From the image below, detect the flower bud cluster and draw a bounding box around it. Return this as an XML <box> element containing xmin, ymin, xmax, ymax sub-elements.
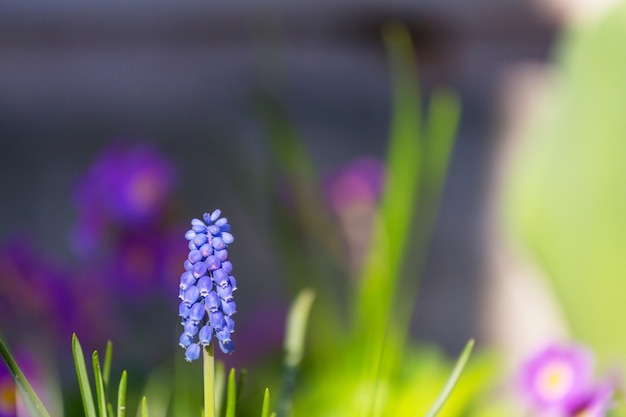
<box><xmin>178</xmin><ymin>210</ymin><xmax>236</xmax><ymax>361</ymax></box>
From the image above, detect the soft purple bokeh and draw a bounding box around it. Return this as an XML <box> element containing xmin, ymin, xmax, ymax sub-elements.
<box><xmin>106</xmin><ymin>228</ymin><xmax>185</xmax><ymax>296</ymax></box>
<box><xmin>518</xmin><ymin>344</ymin><xmax>594</xmax><ymax>414</ymax></box>
<box><xmin>0</xmin><ymin>239</ymin><xmax>73</xmax><ymax>342</ymax></box>
<box><xmin>0</xmin><ymin>365</ymin><xmax>16</xmax><ymax>417</ymax></box>
<box><xmin>565</xmin><ymin>380</ymin><xmax>614</xmax><ymax>417</ymax></box>
<box><xmin>323</xmin><ymin>156</ymin><xmax>385</xmax><ymax>214</ymax></box>
<box><xmin>71</xmin><ymin>141</ymin><xmax>176</xmax><ymax>257</ymax></box>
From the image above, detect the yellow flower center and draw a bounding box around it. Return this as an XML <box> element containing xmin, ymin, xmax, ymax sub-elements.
<box><xmin>535</xmin><ymin>360</ymin><xmax>575</xmax><ymax>401</ymax></box>
<box><xmin>0</xmin><ymin>378</ymin><xmax>16</xmax><ymax>413</ymax></box>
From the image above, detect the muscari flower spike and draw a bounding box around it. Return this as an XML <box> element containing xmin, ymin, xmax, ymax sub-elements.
<box><xmin>178</xmin><ymin>209</ymin><xmax>236</xmax><ymax>361</ymax></box>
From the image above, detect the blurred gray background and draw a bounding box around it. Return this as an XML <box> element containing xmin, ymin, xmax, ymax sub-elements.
<box><xmin>0</xmin><ymin>0</ymin><xmax>555</xmax><ymax>354</ymax></box>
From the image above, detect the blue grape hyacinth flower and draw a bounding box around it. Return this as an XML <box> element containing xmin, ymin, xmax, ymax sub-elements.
<box><xmin>178</xmin><ymin>209</ymin><xmax>236</xmax><ymax>360</ymax></box>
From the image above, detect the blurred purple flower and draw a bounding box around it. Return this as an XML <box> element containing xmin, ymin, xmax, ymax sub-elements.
<box><xmin>565</xmin><ymin>381</ymin><xmax>614</xmax><ymax>417</ymax></box>
<box><xmin>518</xmin><ymin>344</ymin><xmax>594</xmax><ymax>414</ymax></box>
<box><xmin>0</xmin><ymin>366</ymin><xmax>16</xmax><ymax>417</ymax></box>
<box><xmin>323</xmin><ymin>156</ymin><xmax>385</xmax><ymax>214</ymax></box>
<box><xmin>323</xmin><ymin>157</ymin><xmax>385</xmax><ymax>276</ymax></box>
<box><xmin>0</xmin><ymin>239</ymin><xmax>72</xmax><ymax>343</ymax></box>
<box><xmin>106</xmin><ymin>228</ymin><xmax>186</xmax><ymax>296</ymax></box>
<box><xmin>71</xmin><ymin>142</ymin><xmax>176</xmax><ymax>256</ymax></box>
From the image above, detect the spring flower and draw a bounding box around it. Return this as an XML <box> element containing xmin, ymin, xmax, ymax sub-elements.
<box><xmin>178</xmin><ymin>210</ymin><xmax>236</xmax><ymax>360</ymax></box>
<box><xmin>565</xmin><ymin>380</ymin><xmax>614</xmax><ymax>417</ymax></box>
<box><xmin>519</xmin><ymin>344</ymin><xmax>594</xmax><ymax>414</ymax></box>
<box><xmin>71</xmin><ymin>141</ymin><xmax>176</xmax><ymax>256</ymax></box>
<box><xmin>323</xmin><ymin>157</ymin><xmax>385</xmax><ymax>276</ymax></box>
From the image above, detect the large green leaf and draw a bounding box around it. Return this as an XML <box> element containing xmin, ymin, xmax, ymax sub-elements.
<box><xmin>504</xmin><ymin>3</ymin><xmax>626</xmax><ymax>361</ymax></box>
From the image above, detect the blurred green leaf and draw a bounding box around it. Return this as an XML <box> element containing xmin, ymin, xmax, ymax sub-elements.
<box><xmin>225</xmin><ymin>368</ymin><xmax>237</xmax><ymax>417</ymax></box>
<box><xmin>73</xmin><ymin>334</ymin><xmax>98</xmax><ymax>417</ymax></box>
<box><xmin>0</xmin><ymin>335</ymin><xmax>51</xmax><ymax>417</ymax></box>
<box><xmin>141</xmin><ymin>397</ymin><xmax>149</xmax><ymax>417</ymax></box>
<box><xmin>504</xmin><ymin>3</ymin><xmax>626</xmax><ymax>361</ymax></box>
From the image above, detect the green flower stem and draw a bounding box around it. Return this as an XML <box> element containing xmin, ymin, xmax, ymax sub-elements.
<box><xmin>203</xmin><ymin>342</ymin><xmax>215</xmax><ymax>417</ymax></box>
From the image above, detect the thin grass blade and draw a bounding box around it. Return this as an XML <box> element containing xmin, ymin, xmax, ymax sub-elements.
<box><xmin>141</xmin><ymin>397</ymin><xmax>149</xmax><ymax>417</ymax></box>
<box><xmin>117</xmin><ymin>370</ymin><xmax>127</xmax><ymax>417</ymax></box>
<box><xmin>0</xmin><ymin>335</ymin><xmax>51</xmax><ymax>417</ymax></box>
<box><xmin>73</xmin><ymin>334</ymin><xmax>98</xmax><ymax>417</ymax></box>
<box><xmin>103</xmin><ymin>341</ymin><xmax>113</xmax><ymax>390</ymax></box>
<box><xmin>93</xmin><ymin>351</ymin><xmax>109</xmax><ymax>417</ymax></box>
<box><xmin>422</xmin><ymin>339</ymin><xmax>475</xmax><ymax>417</ymax></box>
<box><xmin>261</xmin><ymin>388</ymin><xmax>271</xmax><ymax>417</ymax></box>
<box><xmin>225</xmin><ymin>368</ymin><xmax>237</xmax><ymax>417</ymax></box>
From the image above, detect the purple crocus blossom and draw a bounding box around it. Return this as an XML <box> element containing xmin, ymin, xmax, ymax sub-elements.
<box><xmin>518</xmin><ymin>344</ymin><xmax>594</xmax><ymax>414</ymax></box>
<box><xmin>71</xmin><ymin>141</ymin><xmax>176</xmax><ymax>256</ymax></box>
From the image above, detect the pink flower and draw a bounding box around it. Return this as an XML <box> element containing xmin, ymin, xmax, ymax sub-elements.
<box><xmin>518</xmin><ymin>344</ymin><xmax>594</xmax><ymax>414</ymax></box>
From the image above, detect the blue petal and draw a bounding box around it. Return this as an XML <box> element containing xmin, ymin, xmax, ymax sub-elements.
<box><xmin>178</xmin><ymin>301</ymin><xmax>191</xmax><ymax>318</ymax></box>
<box><xmin>206</xmin><ymin>291</ymin><xmax>221</xmax><ymax>312</ymax></box>
<box><xmin>188</xmin><ymin>302</ymin><xmax>206</xmax><ymax>323</ymax></box>
<box><xmin>183</xmin><ymin>320</ymin><xmax>199</xmax><ymax>336</ymax></box>
<box><xmin>216</xmin><ymin>284</ymin><xmax>233</xmax><ymax>301</ymax></box>
<box><xmin>196</xmin><ymin>276</ymin><xmax>212</xmax><ymax>296</ymax></box>
<box><xmin>179</xmin><ymin>333</ymin><xmax>193</xmax><ymax>348</ymax></box>
<box><xmin>198</xmin><ymin>325</ymin><xmax>213</xmax><ymax>346</ymax></box>
<box><xmin>184</xmin><ymin>230</ymin><xmax>196</xmax><ymax>240</ymax></box>
<box><xmin>185</xmin><ymin>343</ymin><xmax>201</xmax><ymax>362</ymax></box>
<box><xmin>199</xmin><ymin>243</ymin><xmax>213</xmax><ymax>257</ymax></box>
<box><xmin>179</xmin><ymin>271</ymin><xmax>196</xmax><ymax>290</ymax></box>
<box><xmin>183</xmin><ymin>286</ymin><xmax>200</xmax><ymax>305</ymax></box>
<box><xmin>221</xmin><ymin>261</ymin><xmax>233</xmax><ymax>274</ymax></box>
<box><xmin>192</xmin><ymin>262</ymin><xmax>208</xmax><ymax>279</ymax></box>
<box><xmin>187</xmin><ymin>250</ymin><xmax>202</xmax><ymax>263</ymax></box>
<box><xmin>209</xmin><ymin>311</ymin><xmax>224</xmax><ymax>329</ymax></box>
<box><xmin>193</xmin><ymin>233</ymin><xmax>208</xmax><ymax>247</ymax></box>
<box><xmin>205</xmin><ymin>255</ymin><xmax>221</xmax><ymax>271</ymax></box>
<box><xmin>214</xmin><ymin>249</ymin><xmax>228</xmax><ymax>262</ymax></box>
<box><xmin>212</xmin><ymin>268</ymin><xmax>229</xmax><ymax>287</ymax></box>
<box><xmin>210</xmin><ymin>209</ymin><xmax>221</xmax><ymax>222</ymax></box>
<box><xmin>221</xmin><ymin>299</ymin><xmax>236</xmax><ymax>316</ymax></box>
<box><xmin>218</xmin><ymin>340</ymin><xmax>234</xmax><ymax>354</ymax></box>
<box><xmin>221</xmin><ymin>232</ymin><xmax>234</xmax><ymax>244</ymax></box>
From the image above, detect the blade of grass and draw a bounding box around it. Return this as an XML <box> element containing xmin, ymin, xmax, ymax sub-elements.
<box><xmin>0</xmin><ymin>336</ymin><xmax>51</xmax><ymax>417</ymax></box>
<box><xmin>141</xmin><ymin>397</ymin><xmax>149</xmax><ymax>417</ymax></box>
<box><xmin>103</xmin><ymin>341</ymin><xmax>113</xmax><ymax>390</ymax></box>
<box><xmin>108</xmin><ymin>404</ymin><xmax>115</xmax><ymax>417</ymax></box>
<box><xmin>261</xmin><ymin>388</ymin><xmax>271</xmax><ymax>417</ymax></box>
<box><xmin>422</xmin><ymin>339</ymin><xmax>475</xmax><ymax>417</ymax></box>
<box><xmin>73</xmin><ymin>334</ymin><xmax>98</xmax><ymax>417</ymax></box>
<box><xmin>277</xmin><ymin>289</ymin><xmax>315</xmax><ymax>417</ymax></box>
<box><xmin>93</xmin><ymin>351</ymin><xmax>108</xmax><ymax>417</ymax></box>
<box><xmin>117</xmin><ymin>370</ymin><xmax>127</xmax><ymax>417</ymax></box>
<box><xmin>236</xmin><ymin>368</ymin><xmax>247</xmax><ymax>409</ymax></box>
<box><xmin>225</xmin><ymin>368</ymin><xmax>237</xmax><ymax>417</ymax></box>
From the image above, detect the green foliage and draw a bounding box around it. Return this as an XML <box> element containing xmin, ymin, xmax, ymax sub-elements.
<box><xmin>503</xmin><ymin>3</ymin><xmax>626</xmax><ymax>362</ymax></box>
